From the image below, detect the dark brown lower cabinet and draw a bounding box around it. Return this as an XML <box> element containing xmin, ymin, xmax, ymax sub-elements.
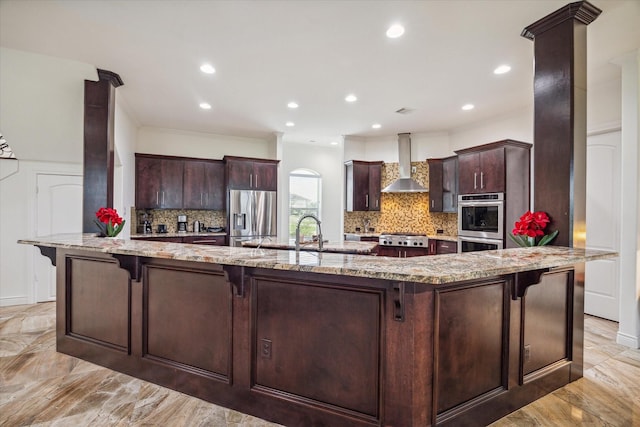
<box><xmin>54</xmin><ymin>249</ymin><xmax>583</xmax><ymax>427</ymax></box>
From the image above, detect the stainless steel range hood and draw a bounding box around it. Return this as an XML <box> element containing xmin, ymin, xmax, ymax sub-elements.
<box><xmin>381</xmin><ymin>133</ymin><xmax>428</xmax><ymax>193</ymax></box>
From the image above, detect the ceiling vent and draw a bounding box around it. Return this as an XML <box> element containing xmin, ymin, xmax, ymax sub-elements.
<box><xmin>395</xmin><ymin>108</ymin><xmax>414</xmax><ymax>115</ymax></box>
<box><xmin>381</xmin><ymin>133</ymin><xmax>428</xmax><ymax>193</ymax></box>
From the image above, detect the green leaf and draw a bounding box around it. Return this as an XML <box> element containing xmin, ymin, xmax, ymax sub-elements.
<box><xmin>537</xmin><ymin>230</ymin><xmax>559</xmax><ymax>246</ymax></box>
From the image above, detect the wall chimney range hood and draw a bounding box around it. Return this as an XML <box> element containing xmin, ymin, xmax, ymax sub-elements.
<box><xmin>381</xmin><ymin>133</ymin><xmax>428</xmax><ymax>193</ymax></box>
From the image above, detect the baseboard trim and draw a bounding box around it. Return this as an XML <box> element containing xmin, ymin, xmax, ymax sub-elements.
<box><xmin>0</xmin><ymin>296</ymin><xmax>30</xmax><ymax>307</ymax></box>
<box><xmin>616</xmin><ymin>331</ymin><xmax>639</xmax><ymax>349</ymax></box>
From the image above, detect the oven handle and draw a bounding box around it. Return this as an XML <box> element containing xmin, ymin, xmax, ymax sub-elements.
<box><xmin>459</xmin><ymin>201</ymin><xmax>504</xmax><ymax>207</ymax></box>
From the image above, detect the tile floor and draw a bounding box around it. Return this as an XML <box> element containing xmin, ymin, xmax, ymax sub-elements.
<box><xmin>1</xmin><ymin>302</ymin><xmax>638</xmax><ymax>426</ymax></box>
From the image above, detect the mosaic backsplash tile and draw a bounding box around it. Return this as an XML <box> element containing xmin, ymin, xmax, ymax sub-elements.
<box><xmin>131</xmin><ymin>208</ymin><xmax>226</xmax><ymax>234</ymax></box>
<box><xmin>344</xmin><ymin>161</ymin><xmax>458</xmax><ymax>236</ymax></box>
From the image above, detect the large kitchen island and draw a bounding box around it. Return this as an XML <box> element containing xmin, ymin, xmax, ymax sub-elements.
<box><xmin>21</xmin><ymin>234</ymin><xmax>616</xmax><ymax>427</ymax></box>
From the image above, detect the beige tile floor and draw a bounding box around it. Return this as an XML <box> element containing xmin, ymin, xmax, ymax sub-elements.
<box><xmin>1</xmin><ymin>302</ymin><xmax>638</xmax><ymax>426</ymax></box>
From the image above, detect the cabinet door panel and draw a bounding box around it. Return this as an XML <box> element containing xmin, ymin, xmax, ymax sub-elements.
<box><xmin>183</xmin><ymin>161</ymin><xmax>206</xmax><ymax>209</ymax></box>
<box><xmin>253</xmin><ymin>162</ymin><xmax>277</xmax><ymax>191</ymax></box>
<box><xmin>479</xmin><ymin>148</ymin><xmax>505</xmax><ymax>193</ymax></box>
<box><xmin>204</xmin><ymin>161</ymin><xmax>225</xmax><ymax>209</ymax></box>
<box><xmin>368</xmin><ymin>163</ymin><xmax>382</xmax><ymax>211</ymax></box>
<box><xmin>442</xmin><ymin>157</ymin><xmax>458</xmax><ymax>212</ymax></box>
<box><xmin>226</xmin><ymin>159</ymin><xmax>253</xmax><ymax>190</ymax></box>
<box><xmin>136</xmin><ymin>156</ymin><xmax>162</xmax><ymax>208</ymax></box>
<box><xmin>160</xmin><ymin>159</ymin><xmax>184</xmax><ymax>208</ymax></box>
<box><xmin>458</xmin><ymin>153</ymin><xmax>479</xmax><ymax>194</ymax></box>
<box><xmin>428</xmin><ymin>160</ymin><xmax>444</xmax><ymax>212</ymax></box>
<box><xmin>353</xmin><ymin>163</ymin><xmax>370</xmax><ymax>211</ymax></box>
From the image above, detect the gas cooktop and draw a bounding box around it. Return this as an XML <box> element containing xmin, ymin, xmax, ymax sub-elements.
<box><xmin>378</xmin><ymin>233</ymin><xmax>428</xmax><ymax>247</ymax></box>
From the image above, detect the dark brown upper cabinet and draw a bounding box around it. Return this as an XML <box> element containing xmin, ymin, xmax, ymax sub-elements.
<box><xmin>135</xmin><ymin>154</ymin><xmax>184</xmax><ymax>209</ymax></box>
<box><xmin>183</xmin><ymin>160</ymin><xmax>225</xmax><ymax>210</ymax></box>
<box><xmin>224</xmin><ymin>156</ymin><xmax>279</xmax><ymax>191</ymax></box>
<box><xmin>455</xmin><ymin>140</ymin><xmax>531</xmax><ymax>196</ymax></box>
<box><xmin>345</xmin><ymin>160</ymin><xmax>383</xmax><ymax>212</ymax></box>
<box><xmin>428</xmin><ymin>156</ymin><xmax>458</xmax><ymax>213</ymax></box>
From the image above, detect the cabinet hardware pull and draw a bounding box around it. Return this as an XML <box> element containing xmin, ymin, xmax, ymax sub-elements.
<box><xmin>432</xmin><ymin>200</ymin><xmax>434</xmax><ymax>208</ymax></box>
<box><xmin>376</xmin><ymin>199</ymin><xmax>379</xmax><ymax>208</ymax></box>
<box><xmin>480</xmin><ymin>172</ymin><xmax>484</xmax><ymax>189</ymax></box>
<box><xmin>474</xmin><ymin>172</ymin><xmax>477</xmax><ymax>189</ymax></box>
<box><xmin>250</xmin><ymin>173</ymin><xmax>253</xmax><ymax>188</ymax></box>
<box><xmin>366</xmin><ymin>194</ymin><xmax>369</xmax><ymax>208</ymax></box>
<box><xmin>256</xmin><ymin>174</ymin><xmax>258</xmax><ymax>188</ymax></box>
<box><xmin>162</xmin><ymin>192</ymin><xmax>165</xmax><ymax>205</ymax></box>
<box><xmin>156</xmin><ymin>191</ymin><xmax>159</xmax><ymax>205</ymax></box>
<box><xmin>201</xmin><ymin>193</ymin><xmax>203</xmax><ymax>206</ymax></box>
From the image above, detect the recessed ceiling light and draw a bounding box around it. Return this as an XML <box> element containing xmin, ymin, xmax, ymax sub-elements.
<box><xmin>287</xmin><ymin>101</ymin><xmax>299</xmax><ymax>109</ymax></box>
<box><xmin>330</xmin><ymin>141</ymin><xmax>339</xmax><ymax>145</ymax></box>
<box><xmin>386</xmin><ymin>24</ymin><xmax>405</xmax><ymax>38</ymax></box>
<box><xmin>494</xmin><ymin>65</ymin><xmax>511</xmax><ymax>75</ymax></box>
<box><xmin>286</xmin><ymin>121</ymin><xmax>295</xmax><ymax>127</ymax></box>
<box><xmin>372</xmin><ymin>123</ymin><xmax>382</xmax><ymax>129</ymax></box>
<box><xmin>199</xmin><ymin>102</ymin><xmax>212</xmax><ymax>110</ymax></box>
<box><xmin>462</xmin><ymin>104</ymin><xmax>475</xmax><ymax>111</ymax></box>
<box><xmin>200</xmin><ymin>64</ymin><xmax>216</xmax><ymax>74</ymax></box>
<box><xmin>345</xmin><ymin>94</ymin><xmax>357</xmax><ymax>103</ymax></box>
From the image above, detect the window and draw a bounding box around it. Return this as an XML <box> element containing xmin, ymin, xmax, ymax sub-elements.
<box><xmin>289</xmin><ymin>169</ymin><xmax>321</xmax><ymax>238</ymax></box>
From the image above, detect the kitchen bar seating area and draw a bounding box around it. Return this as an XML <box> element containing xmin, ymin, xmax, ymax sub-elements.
<box><xmin>2</xmin><ymin>1</ymin><xmax>639</xmax><ymax>427</ymax></box>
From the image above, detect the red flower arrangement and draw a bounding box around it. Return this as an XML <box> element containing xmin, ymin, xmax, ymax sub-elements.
<box><xmin>509</xmin><ymin>210</ymin><xmax>558</xmax><ymax>247</ymax></box>
<box><xmin>94</xmin><ymin>207</ymin><xmax>126</xmax><ymax>237</ymax></box>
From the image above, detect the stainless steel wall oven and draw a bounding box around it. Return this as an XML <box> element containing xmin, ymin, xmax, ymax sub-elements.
<box><xmin>457</xmin><ymin>193</ymin><xmax>504</xmax><ymax>240</ymax></box>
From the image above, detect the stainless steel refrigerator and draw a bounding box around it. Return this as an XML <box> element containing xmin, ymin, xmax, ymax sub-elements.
<box><xmin>228</xmin><ymin>190</ymin><xmax>277</xmax><ymax>246</ymax></box>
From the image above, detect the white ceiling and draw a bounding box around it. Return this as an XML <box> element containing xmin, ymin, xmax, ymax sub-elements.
<box><xmin>1</xmin><ymin>0</ymin><xmax>638</xmax><ymax>145</ymax></box>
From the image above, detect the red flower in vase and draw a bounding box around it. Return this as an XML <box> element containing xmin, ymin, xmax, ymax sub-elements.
<box><xmin>509</xmin><ymin>210</ymin><xmax>558</xmax><ymax>247</ymax></box>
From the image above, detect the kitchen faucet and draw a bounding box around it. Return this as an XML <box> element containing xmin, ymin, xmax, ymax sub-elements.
<box><xmin>295</xmin><ymin>214</ymin><xmax>323</xmax><ymax>253</ymax></box>
<box><xmin>363</xmin><ymin>218</ymin><xmax>371</xmax><ymax>232</ymax></box>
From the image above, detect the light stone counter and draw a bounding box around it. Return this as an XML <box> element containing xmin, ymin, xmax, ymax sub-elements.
<box><xmin>131</xmin><ymin>232</ymin><xmax>227</xmax><ymax>238</ymax></box>
<box><xmin>19</xmin><ymin>233</ymin><xmax>616</xmax><ymax>285</ymax></box>
<box><xmin>427</xmin><ymin>234</ymin><xmax>458</xmax><ymax>242</ymax></box>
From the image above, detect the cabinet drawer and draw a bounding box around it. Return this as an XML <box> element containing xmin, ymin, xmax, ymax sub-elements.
<box><xmin>183</xmin><ymin>236</ymin><xmax>226</xmax><ymax>246</ymax></box>
<box><xmin>436</xmin><ymin>240</ymin><xmax>458</xmax><ymax>254</ymax></box>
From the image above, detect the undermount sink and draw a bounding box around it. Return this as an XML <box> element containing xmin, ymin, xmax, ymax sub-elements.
<box><xmin>344</xmin><ymin>233</ymin><xmax>361</xmax><ymax>242</ymax></box>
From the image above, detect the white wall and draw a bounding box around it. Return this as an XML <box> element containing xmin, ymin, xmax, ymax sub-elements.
<box><xmin>137</xmin><ymin>127</ymin><xmax>274</xmax><ymax>160</ymax></box>
<box><xmin>114</xmin><ymin>98</ymin><xmax>139</xmax><ymax>238</ymax></box>
<box><xmin>0</xmin><ymin>48</ymin><xmax>96</xmax><ymax>305</ymax></box>
<box><xmin>449</xmin><ymin>106</ymin><xmax>534</xmax><ymax>151</ymax></box>
<box><xmin>279</xmin><ymin>141</ymin><xmax>344</xmax><ymax>242</ymax></box>
<box><xmin>345</xmin><ymin>132</ymin><xmax>452</xmax><ymax>162</ymax></box>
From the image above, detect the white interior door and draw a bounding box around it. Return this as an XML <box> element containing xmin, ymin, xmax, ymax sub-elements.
<box><xmin>585</xmin><ymin>131</ymin><xmax>621</xmax><ymax>321</ymax></box>
<box><xmin>35</xmin><ymin>173</ymin><xmax>83</xmax><ymax>302</ymax></box>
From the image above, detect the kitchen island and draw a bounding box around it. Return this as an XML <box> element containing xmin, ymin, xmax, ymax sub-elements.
<box><xmin>21</xmin><ymin>234</ymin><xmax>616</xmax><ymax>427</ymax></box>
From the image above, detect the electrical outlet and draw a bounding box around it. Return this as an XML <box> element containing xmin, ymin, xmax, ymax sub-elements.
<box><xmin>524</xmin><ymin>344</ymin><xmax>531</xmax><ymax>363</ymax></box>
<box><xmin>411</xmin><ymin>166</ymin><xmax>417</xmax><ymax>174</ymax></box>
<box><xmin>261</xmin><ymin>338</ymin><xmax>272</xmax><ymax>359</ymax></box>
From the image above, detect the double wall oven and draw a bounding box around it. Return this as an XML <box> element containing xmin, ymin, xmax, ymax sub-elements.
<box><xmin>457</xmin><ymin>193</ymin><xmax>504</xmax><ymax>252</ymax></box>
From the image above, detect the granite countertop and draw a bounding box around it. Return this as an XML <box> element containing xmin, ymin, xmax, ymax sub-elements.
<box><xmin>131</xmin><ymin>232</ymin><xmax>227</xmax><ymax>238</ymax></box>
<box><xmin>242</xmin><ymin>237</ymin><xmax>378</xmax><ymax>254</ymax></box>
<box><xmin>427</xmin><ymin>235</ymin><xmax>458</xmax><ymax>242</ymax></box>
<box><xmin>19</xmin><ymin>234</ymin><xmax>617</xmax><ymax>285</ymax></box>
<box><xmin>344</xmin><ymin>232</ymin><xmax>380</xmax><ymax>238</ymax></box>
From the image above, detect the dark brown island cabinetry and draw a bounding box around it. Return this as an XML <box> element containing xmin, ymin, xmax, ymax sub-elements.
<box><xmin>224</xmin><ymin>156</ymin><xmax>278</xmax><ymax>191</ymax></box>
<box><xmin>427</xmin><ymin>156</ymin><xmax>458</xmax><ymax>213</ymax></box>
<box><xmin>345</xmin><ymin>160</ymin><xmax>383</xmax><ymax>212</ymax></box>
<box><xmin>183</xmin><ymin>159</ymin><xmax>225</xmax><ymax>210</ymax></box>
<box><xmin>46</xmin><ymin>245</ymin><xmax>586</xmax><ymax>427</ymax></box>
<box><xmin>135</xmin><ymin>154</ymin><xmax>184</xmax><ymax>209</ymax></box>
<box><xmin>455</xmin><ymin>140</ymin><xmax>531</xmax><ymax>195</ymax></box>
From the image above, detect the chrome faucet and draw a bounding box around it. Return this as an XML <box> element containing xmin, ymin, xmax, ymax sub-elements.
<box><xmin>363</xmin><ymin>218</ymin><xmax>371</xmax><ymax>232</ymax></box>
<box><xmin>295</xmin><ymin>214</ymin><xmax>323</xmax><ymax>253</ymax></box>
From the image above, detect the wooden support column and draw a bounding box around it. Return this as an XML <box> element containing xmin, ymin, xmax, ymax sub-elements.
<box><xmin>522</xmin><ymin>1</ymin><xmax>600</xmax><ymax>248</ymax></box>
<box><xmin>83</xmin><ymin>69</ymin><xmax>123</xmax><ymax>232</ymax></box>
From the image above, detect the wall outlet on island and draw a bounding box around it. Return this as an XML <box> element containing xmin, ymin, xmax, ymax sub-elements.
<box><xmin>437</xmin><ymin>229</ymin><xmax>444</xmax><ymax>234</ymax></box>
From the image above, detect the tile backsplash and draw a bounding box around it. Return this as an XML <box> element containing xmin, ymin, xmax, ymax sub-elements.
<box><xmin>344</xmin><ymin>161</ymin><xmax>458</xmax><ymax>236</ymax></box>
<box><xmin>131</xmin><ymin>208</ymin><xmax>226</xmax><ymax>234</ymax></box>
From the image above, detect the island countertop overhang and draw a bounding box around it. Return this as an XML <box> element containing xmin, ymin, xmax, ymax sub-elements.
<box><xmin>19</xmin><ymin>234</ymin><xmax>617</xmax><ymax>285</ymax></box>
